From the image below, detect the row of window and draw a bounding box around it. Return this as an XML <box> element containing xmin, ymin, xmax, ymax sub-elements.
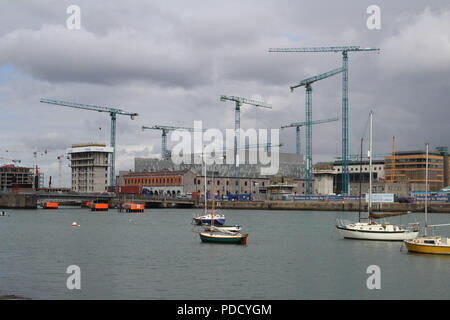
<box><xmin>336</xmin><ymin>167</ymin><xmax>382</xmax><ymax>172</ymax></box>
<box><xmin>125</xmin><ymin>176</ymin><xmax>182</xmax><ymax>185</ymax></box>
<box><xmin>195</xmin><ymin>179</ymin><xmax>266</xmax><ymax>186</ymax></box>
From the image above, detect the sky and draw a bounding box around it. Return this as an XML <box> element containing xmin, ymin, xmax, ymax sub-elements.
<box><xmin>0</xmin><ymin>0</ymin><xmax>449</xmax><ymax>187</ymax></box>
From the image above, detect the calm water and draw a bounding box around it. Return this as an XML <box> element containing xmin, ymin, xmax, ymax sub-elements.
<box><xmin>0</xmin><ymin>207</ymin><xmax>449</xmax><ymax>300</ymax></box>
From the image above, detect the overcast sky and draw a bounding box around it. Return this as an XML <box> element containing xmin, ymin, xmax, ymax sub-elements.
<box><xmin>0</xmin><ymin>0</ymin><xmax>449</xmax><ymax>187</ymax></box>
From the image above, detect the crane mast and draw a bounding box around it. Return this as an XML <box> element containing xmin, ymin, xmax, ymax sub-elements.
<box><xmin>269</xmin><ymin>46</ymin><xmax>379</xmax><ymax>194</ymax></box>
<box><xmin>289</xmin><ymin>67</ymin><xmax>343</xmax><ymax>194</ymax></box>
<box><xmin>40</xmin><ymin>98</ymin><xmax>138</xmax><ymax>190</ymax></box>
<box><xmin>142</xmin><ymin>125</ymin><xmax>206</xmax><ymax>160</ymax></box>
<box><xmin>220</xmin><ymin>95</ymin><xmax>272</xmax><ymax>194</ymax></box>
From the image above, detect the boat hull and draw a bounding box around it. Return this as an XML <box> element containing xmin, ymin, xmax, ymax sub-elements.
<box><xmin>337</xmin><ymin>226</ymin><xmax>419</xmax><ymax>241</ymax></box>
<box><xmin>199</xmin><ymin>232</ymin><xmax>248</xmax><ymax>244</ymax></box>
<box><xmin>404</xmin><ymin>240</ymin><xmax>450</xmax><ymax>255</ymax></box>
<box><xmin>193</xmin><ymin>215</ymin><xmax>225</xmax><ymax>226</ymax></box>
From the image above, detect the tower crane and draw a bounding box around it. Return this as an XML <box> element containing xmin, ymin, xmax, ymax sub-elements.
<box><xmin>220</xmin><ymin>95</ymin><xmax>272</xmax><ymax>194</ymax></box>
<box><xmin>40</xmin><ymin>98</ymin><xmax>138</xmax><ymax>189</ymax></box>
<box><xmin>142</xmin><ymin>125</ymin><xmax>207</xmax><ymax>160</ymax></box>
<box><xmin>289</xmin><ymin>68</ymin><xmax>343</xmax><ymax>194</ymax></box>
<box><xmin>281</xmin><ymin>117</ymin><xmax>339</xmax><ymax>154</ymax></box>
<box><xmin>269</xmin><ymin>46</ymin><xmax>380</xmax><ymax>194</ymax></box>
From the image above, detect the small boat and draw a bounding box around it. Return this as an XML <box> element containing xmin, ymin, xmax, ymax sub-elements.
<box><xmin>404</xmin><ymin>143</ymin><xmax>450</xmax><ymax>255</ymax></box>
<box><xmin>195</xmin><ymin>170</ymin><xmax>248</xmax><ymax>245</ymax></box>
<box><xmin>336</xmin><ymin>110</ymin><xmax>419</xmax><ymax>241</ymax></box>
<box><xmin>192</xmin><ymin>150</ymin><xmax>226</xmax><ymax>225</ymax></box>
<box><xmin>0</xmin><ymin>211</ymin><xmax>9</xmax><ymax>217</ymax></box>
<box><xmin>199</xmin><ymin>231</ymin><xmax>248</xmax><ymax>244</ymax></box>
<box><xmin>202</xmin><ymin>224</ymin><xmax>241</xmax><ymax>233</ymax></box>
<box><xmin>336</xmin><ymin>220</ymin><xmax>419</xmax><ymax>241</ymax></box>
<box><xmin>193</xmin><ymin>213</ymin><xmax>226</xmax><ymax>226</ymax></box>
<box><xmin>404</xmin><ymin>236</ymin><xmax>450</xmax><ymax>255</ymax></box>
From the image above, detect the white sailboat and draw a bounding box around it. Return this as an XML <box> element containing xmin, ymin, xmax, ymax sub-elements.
<box><xmin>404</xmin><ymin>143</ymin><xmax>450</xmax><ymax>254</ymax></box>
<box><xmin>336</xmin><ymin>110</ymin><xmax>419</xmax><ymax>241</ymax></box>
<box><xmin>192</xmin><ymin>147</ymin><xmax>226</xmax><ymax>226</ymax></box>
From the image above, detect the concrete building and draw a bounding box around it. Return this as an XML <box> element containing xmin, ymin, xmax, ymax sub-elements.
<box><xmin>384</xmin><ymin>149</ymin><xmax>450</xmax><ymax>191</ymax></box>
<box><xmin>333</xmin><ymin>160</ymin><xmax>385</xmax><ymax>194</ymax></box>
<box><xmin>119</xmin><ymin>169</ymin><xmax>197</xmax><ymax>196</ymax></box>
<box><xmin>0</xmin><ymin>164</ymin><xmax>34</xmax><ymax>192</ymax></box>
<box><xmin>132</xmin><ymin>152</ymin><xmax>307</xmax><ymax>197</ymax></box>
<box><xmin>313</xmin><ymin>162</ymin><xmax>334</xmax><ymax>195</ymax></box>
<box><xmin>67</xmin><ymin>143</ymin><xmax>113</xmax><ymax>193</ymax></box>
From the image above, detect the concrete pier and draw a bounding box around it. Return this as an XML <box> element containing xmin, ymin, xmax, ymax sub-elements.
<box><xmin>0</xmin><ymin>193</ymin><xmax>37</xmax><ymax>209</ymax></box>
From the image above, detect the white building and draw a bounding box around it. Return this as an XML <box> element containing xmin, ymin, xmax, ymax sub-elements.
<box><xmin>67</xmin><ymin>143</ymin><xmax>113</xmax><ymax>193</ymax></box>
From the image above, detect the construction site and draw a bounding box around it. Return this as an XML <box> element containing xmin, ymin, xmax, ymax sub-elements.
<box><xmin>1</xmin><ymin>46</ymin><xmax>449</xmax><ymax>209</ymax></box>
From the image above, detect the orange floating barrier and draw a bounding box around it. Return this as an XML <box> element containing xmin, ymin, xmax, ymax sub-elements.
<box><xmin>43</xmin><ymin>202</ymin><xmax>59</xmax><ymax>209</ymax></box>
<box><xmin>122</xmin><ymin>203</ymin><xmax>144</xmax><ymax>213</ymax></box>
<box><xmin>90</xmin><ymin>203</ymin><xmax>109</xmax><ymax>212</ymax></box>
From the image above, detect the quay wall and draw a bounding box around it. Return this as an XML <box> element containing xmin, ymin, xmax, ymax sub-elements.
<box><xmin>0</xmin><ymin>193</ymin><xmax>37</xmax><ymax>209</ymax></box>
<box><xmin>194</xmin><ymin>200</ymin><xmax>450</xmax><ymax>213</ymax></box>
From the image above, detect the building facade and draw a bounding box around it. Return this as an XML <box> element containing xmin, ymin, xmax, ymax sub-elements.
<box><xmin>132</xmin><ymin>152</ymin><xmax>307</xmax><ymax>198</ymax></box>
<box><xmin>67</xmin><ymin>143</ymin><xmax>113</xmax><ymax>193</ymax></box>
<box><xmin>333</xmin><ymin>160</ymin><xmax>385</xmax><ymax>194</ymax></box>
<box><xmin>119</xmin><ymin>169</ymin><xmax>196</xmax><ymax>196</ymax></box>
<box><xmin>384</xmin><ymin>150</ymin><xmax>450</xmax><ymax>191</ymax></box>
<box><xmin>0</xmin><ymin>164</ymin><xmax>34</xmax><ymax>192</ymax></box>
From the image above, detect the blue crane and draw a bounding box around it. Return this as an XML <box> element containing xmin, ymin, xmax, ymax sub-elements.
<box><xmin>40</xmin><ymin>98</ymin><xmax>138</xmax><ymax>189</ymax></box>
<box><xmin>281</xmin><ymin>116</ymin><xmax>339</xmax><ymax>155</ymax></box>
<box><xmin>269</xmin><ymin>46</ymin><xmax>380</xmax><ymax>194</ymax></box>
<box><xmin>141</xmin><ymin>125</ymin><xmax>206</xmax><ymax>160</ymax></box>
<box><xmin>289</xmin><ymin>68</ymin><xmax>343</xmax><ymax>194</ymax></box>
<box><xmin>220</xmin><ymin>95</ymin><xmax>272</xmax><ymax>194</ymax></box>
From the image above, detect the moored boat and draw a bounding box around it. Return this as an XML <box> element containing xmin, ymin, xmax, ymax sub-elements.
<box><xmin>199</xmin><ymin>232</ymin><xmax>248</xmax><ymax>244</ymax></box>
<box><xmin>193</xmin><ymin>213</ymin><xmax>226</xmax><ymax>226</ymax></box>
<box><xmin>336</xmin><ymin>220</ymin><xmax>419</xmax><ymax>241</ymax></box>
<box><xmin>404</xmin><ymin>143</ymin><xmax>450</xmax><ymax>255</ymax></box>
<box><xmin>404</xmin><ymin>236</ymin><xmax>450</xmax><ymax>255</ymax></box>
<box><xmin>335</xmin><ymin>110</ymin><xmax>419</xmax><ymax>241</ymax></box>
<box><xmin>202</xmin><ymin>224</ymin><xmax>241</xmax><ymax>233</ymax></box>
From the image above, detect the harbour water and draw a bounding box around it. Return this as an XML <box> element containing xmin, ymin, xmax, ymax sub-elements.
<box><xmin>0</xmin><ymin>208</ymin><xmax>449</xmax><ymax>300</ymax></box>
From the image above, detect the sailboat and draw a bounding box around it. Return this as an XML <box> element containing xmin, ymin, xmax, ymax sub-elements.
<box><xmin>197</xmin><ymin>180</ymin><xmax>248</xmax><ymax>244</ymax></box>
<box><xmin>336</xmin><ymin>110</ymin><xmax>419</xmax><ymax>241</ymax></box>
<box><xmin>404</xmin><ymin>143</ymin><xmax>450</xmax><ymax>254</ymax></box>
<box><xmin>192</xmin><ymin>147</ymin><xmax>226</xmax><ymax>226</ymax></box>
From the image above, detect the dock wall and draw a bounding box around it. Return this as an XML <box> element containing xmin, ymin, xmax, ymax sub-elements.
<box><xmin>0</xmin><ymin>193</ymin><xmax>37</xmax><ymax>209</ymax></box>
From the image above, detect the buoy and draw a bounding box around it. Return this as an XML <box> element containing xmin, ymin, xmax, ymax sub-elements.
<box><xmin>72</xmin><ymin>222</ymin><xmax>78</xmax><ymax>227</ymax></box>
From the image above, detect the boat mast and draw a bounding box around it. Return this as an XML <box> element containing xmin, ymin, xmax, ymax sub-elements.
<box><xmin>358</xmin><ymin>137</ymin><xmax>363</xmax><ymax>222</ymax></box>
<box><xmin>203</xmin><ymin>144</ymin><xmax>207</xmax><ymax>214</ymax></box>
<box><xmin>211</xmin><ymin>175</ymin><xmax>215</xmax><ymax>226</ymax></box>
<box><xmin>368</xmin><ymin>110</ymin><xmax>373</xmax><ymax>221</ymax></box>
<box><xmin>425</xmin><ymin>142</ymin><xmax>429</xmax><ymax>236</ymax></box>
